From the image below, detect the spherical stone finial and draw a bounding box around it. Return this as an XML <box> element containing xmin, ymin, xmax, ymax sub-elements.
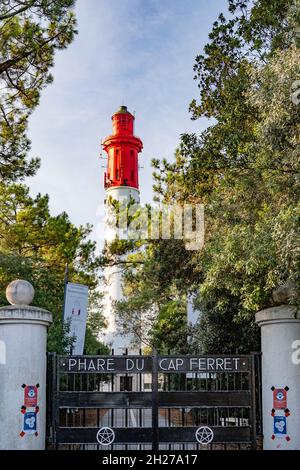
<box><xmin>6</xmin><ymin>279</ymin><xmax>35</xmax><ymax>306</ymax></box>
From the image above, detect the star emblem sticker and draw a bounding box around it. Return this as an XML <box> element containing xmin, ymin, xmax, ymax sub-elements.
<box><xmin>96</xmin><ymin>427</ymin><xmax>115</xmax><ymax>445</ymax></box>
<box><xmin>195</xmin><ymin>426</ymin><xmax>214</xmax><ymax>444</ymax></box>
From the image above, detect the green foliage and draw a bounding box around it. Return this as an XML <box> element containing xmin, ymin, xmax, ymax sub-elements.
<box><xmin>108</xmin><ymin>0</ymin><xmax>300</xmax><ymax>354</ymax></box>
<box><xmin>84</xmin><ymin>328</ymin><xmax>110</xmax><ymax>355</ymax></box>
<box><xmin>151</xmin><ymin>300</ymin><xmax>189</xmax><ymax>353</ymax></box>
<box><xmin>112</xmin><ymin>238</ymin><xmax>198</xmax><ymax>352</ymax></box>
<box><xmin>190</xmin><ymin>294</ymin><xmax>260</xmax><ymax>354</ymax></box>
<box><xmin>0</xmin><ymin>0</ymin><xmax>77</xmax><ymax>180</ymax></box>
<box><xmin>0</xmin><ymin>182</ymin><xmax>106</xmax><ymax>353</ymax></box>
<box><xmin>85</xmin><ymin>290</ymin><xmax>109</xmax><ymax>354</ymax></box>
<box><xmin>0</xmin><ymin>2</ymin><xmax>108</xmax><ymax>354</ymax></box>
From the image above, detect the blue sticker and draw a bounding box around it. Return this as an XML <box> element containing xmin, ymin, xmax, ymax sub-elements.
<box><xmin>23</xmin><ymin>412</ymin><xmax>37</xmax><ymax>434</ymax></box>
<box><xmin>274</xmin><ymin>416</ymin><xmax>287</xmax><ymax>436</ymax></box>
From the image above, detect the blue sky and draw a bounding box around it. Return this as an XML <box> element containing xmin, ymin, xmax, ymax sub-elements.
<box><xmin>27</xmin><ymin>0</ymin><xmax>228</xmax><ymax>244</ymax></box>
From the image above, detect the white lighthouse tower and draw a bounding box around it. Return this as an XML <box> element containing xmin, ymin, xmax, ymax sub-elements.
<box><xmin>101</xmin><ymin>106</ymin><xmax>143</xmax><ymax>352</ymax></box>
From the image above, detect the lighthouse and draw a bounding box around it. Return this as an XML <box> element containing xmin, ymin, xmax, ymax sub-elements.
<box><xmin>101</xmin><ymin>106</ymin><xmax>143</xmax><ymax>352</ymax></box>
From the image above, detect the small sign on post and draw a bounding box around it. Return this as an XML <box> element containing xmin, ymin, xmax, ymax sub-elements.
<box><xmin>63</xmin><ymin>283</ymin><xmax>89</xmax><ymax>355</ymax></box>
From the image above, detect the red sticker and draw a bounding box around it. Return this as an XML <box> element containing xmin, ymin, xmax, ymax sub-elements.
<box><xmin>24</xmin><ymin>385</ymin><xmax>38</xmax><ymax>407</ymax></box>
<box><xmin>273</xmin><ymin>388</ymin><xmax>287</xmax><ymax>410</ymax></box>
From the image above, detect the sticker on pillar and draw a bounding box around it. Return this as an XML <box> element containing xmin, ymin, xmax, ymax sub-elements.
<box><xmin>272</xmin><ymin>416</ymin><xmax>289</xmax><ymax>441</ymax></box>
<box><xmin>23</xmin><ymin>385</ymin><xmax>38</xmax><ymax>407</ymax></box>
<box><xmin>271</xmin><ymin>386</ymin><xmax>288</xmax><ymax>410</ymax></box>
<box><xmin>20</xmin><ymin>411</ymin><xmax>38</xmax><ymax>437</ymax></box>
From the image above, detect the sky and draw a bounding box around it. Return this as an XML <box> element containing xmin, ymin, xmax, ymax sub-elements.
<box><xmin>27</xmin><ymin>0</ymin><xmax>228</xmax><ymax>246</ymax></box>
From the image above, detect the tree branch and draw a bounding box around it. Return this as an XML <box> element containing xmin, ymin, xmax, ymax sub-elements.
<box><xmin>0</xmin><ymin>18</ymin><xmax>72</xmax><ymax>75</ymax></box>
<box><xmin>5</xmin><ymin>69</ymin><xmax>33</xmax><ymax>103</ymax></box>
<box><xmin>0</xmin><ymin>51</ymin><xmax>32</xmax><ymax>75</ymax></box>
<box><xmin>0</xmin><ymin>1</ymin><xmax>37</xmax><ymax>21</ymax></box>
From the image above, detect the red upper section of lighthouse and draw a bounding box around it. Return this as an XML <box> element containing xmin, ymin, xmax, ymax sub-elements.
<box><xmin>102</xmin><ymin>106</ymin><xmax>143</xmax><ymax>190</ymax></box>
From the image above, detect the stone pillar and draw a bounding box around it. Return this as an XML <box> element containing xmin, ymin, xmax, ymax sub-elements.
<box><xmin>256</xmin><ymin>305</ymin><xmax>300</xmax><ymax>450</ymax></box>
<box><xmin>0</xmin><ymin>280</ymin><xmax>52</xmax><ymax>450</ymax></box>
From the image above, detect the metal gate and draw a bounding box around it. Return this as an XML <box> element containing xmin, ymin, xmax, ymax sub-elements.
<box><xmin>46</xmin><ymin>352</ymin><xmax>262</xmax><ymax>450</ymax></box>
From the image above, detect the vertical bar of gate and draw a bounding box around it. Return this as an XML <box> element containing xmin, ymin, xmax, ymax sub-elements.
<box><xmin>255</xmin><ymin>352</ymin><xmax>263</xmax><ymax>437</ymax></box>
<box><xmin>111</xmin><ymin>348</ymin><xmax>114</xmax><ymax>451</ymax></box>
<box><xmin>125</xmin><ymin>348</ymin><xmax>128</xmax><ymax>451</ymax></box>
<box><xmin>250</xmin><ymin>353</ymin><xmax>257</xmax><ymax>450</ymax></box>
<box><xmin>51</xmin><ymin>352</ymin><xmax>58</xmax><ymax>450</ymax></box>
<box><xmin>152</xmin><ymin>350</ymin><xmax>159</xmax><ymax>451</ymax></box>
<box><xmin>46</xmin><ymin>353</ymin><xmax>53</xmax><ymax>449</ymax></box>
<box><xmin>139</xmin><ymin>348</ymin><xmax>142</xmax><ymax>449</ymax></box>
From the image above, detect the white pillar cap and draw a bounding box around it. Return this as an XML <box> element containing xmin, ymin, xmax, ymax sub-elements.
<box><xmin>0</xmin><ymin>305</ymin><xmax>52</xmax><ymax>327</ymax></box>
<box><xmin>255</xmin><ymin>305</ymin><xmax>300</xmax><ymax>327</ymax></box>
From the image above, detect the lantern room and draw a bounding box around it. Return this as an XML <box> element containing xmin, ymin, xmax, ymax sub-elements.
<box><xmin>102</xmin><ymin>106</ymin><xmax>143</xmax><ymax>190</ymax></box>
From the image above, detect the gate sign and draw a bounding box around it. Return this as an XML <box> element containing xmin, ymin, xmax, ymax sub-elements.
<box><xmin>59</xmin><ymin>355</ymin><xmax>250</xmax><ymax>373</ymax></box>
<box><xmin>273</xmin><ymin>388</ymin><xmax>287</xmax><ymax>410</ymax></box>
<box><xmin>24</xmin><ymin>385</ymin><xmax>38</xmax><ymax>407</ymax></box>
<box><xmin>63</xmin><ymin>283</ymin><xmax>89</xmax><ymax>355</ymax></box>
